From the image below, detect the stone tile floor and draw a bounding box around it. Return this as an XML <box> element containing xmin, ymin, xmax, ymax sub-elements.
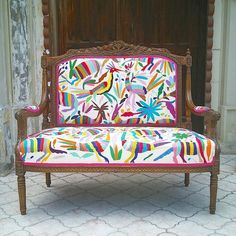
<box><xmin>0</xmin><ymin>155</ymin><xmax>235</xmax><ymax>236</ymax></box>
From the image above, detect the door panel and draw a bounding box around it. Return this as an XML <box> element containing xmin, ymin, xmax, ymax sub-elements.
<box><xmin>58</xmin><ymin>0</ymin><xmax>117</xmax><ymax>52</ymax></box>
<box><xmin>54</xmin><ymin>0</ymin><xmax>208</xmax><ymax>132</ymax></box>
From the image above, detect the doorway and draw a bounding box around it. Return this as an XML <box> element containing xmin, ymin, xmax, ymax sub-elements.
<box><xmin>46</xmin><ymin>0</ymin><xmax>210</xmax><ymax>132</ymax></box>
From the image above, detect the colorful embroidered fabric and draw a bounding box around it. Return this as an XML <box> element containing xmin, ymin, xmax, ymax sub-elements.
<box><xmin>193</xmin><ymin>106</ymin><xmax>210</xmax><ymax>113</ymax></box>
<box><xmin>18</xmin><ymin>127</ymin><xmax>215</xmax><ymax>166</ymax></box>
<box><xmin>57</xmin><ymin>56</ymin><xmax>177</xmax><ymax>126</ymax></box>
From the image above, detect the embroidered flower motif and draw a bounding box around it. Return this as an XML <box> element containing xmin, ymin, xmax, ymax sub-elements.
<box><xmin>136</xmin><ymin>98</ymin><xmax>162</xmax><ymax>121</ymax></box>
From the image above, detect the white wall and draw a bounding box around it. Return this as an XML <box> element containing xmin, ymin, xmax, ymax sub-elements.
<box><xmin>0</xmin><ymin>0</ymin><xmax>14</xmax><ymax>174</ymax></box>
<box><xmin>0</xmin><ymin>0</ymin><xmax>43</xmax><ymax>175</ymax></box>
<box><xmin>212</xmin><ymin>0</ymin><xmax>236</xmax><ymax>153</ymax></box>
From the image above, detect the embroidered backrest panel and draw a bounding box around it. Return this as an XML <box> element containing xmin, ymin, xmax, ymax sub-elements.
<box><xmin>56</xmin><ymin>56</ymin><xmax>177</xmax><ymax>126</ymax></box>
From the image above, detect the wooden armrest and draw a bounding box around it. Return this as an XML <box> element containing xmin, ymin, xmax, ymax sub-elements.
<box><xmin>15</xmin><ymin>103</ymin><xmax>47</xmax><ymax>141</ymax></box>
<box><xmin>15</xmin><ymin>105</ymin><xmax>45</xmax><ymax>119</ymax></box>
<box><xmin>190</xmin><ymin>106</ymin><xmax>221</xmax><ymax>121</ymax></box>
<box><xmin>188</xmin><ymin>105</ymin><xmax>220</xmax><ymax>139</ymax></box>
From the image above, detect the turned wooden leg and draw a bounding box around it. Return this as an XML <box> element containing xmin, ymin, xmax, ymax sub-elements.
<box><xmin>46</xmin><ymin>173</ymin><xmax>51</xmax><ymax>187</ymax></box>
<box><xmin>17</xmin><ymin>174</ymin><xmax>26</xmax><ymax>215</ymax></box>
<box><xmin>210</xmin><ymin>173</ymin><xmax>218</xmax><ymax>214</ymax></box>
<box><xmin>184</xmin><ymin>173</ymin><xmax>190</xmax><ymax>187</ymax></box>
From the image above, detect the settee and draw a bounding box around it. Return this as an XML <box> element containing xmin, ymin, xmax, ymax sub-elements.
<box><xmin>15</xmin><ymin>41</ymin><xmax>220</xmax><ymax>215</ymax></box>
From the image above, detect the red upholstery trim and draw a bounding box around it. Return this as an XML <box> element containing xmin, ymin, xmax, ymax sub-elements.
<box><xmin>23</xmin><ymin>159</ymin><xmax>215</xmax><ymax>168</ymax></box>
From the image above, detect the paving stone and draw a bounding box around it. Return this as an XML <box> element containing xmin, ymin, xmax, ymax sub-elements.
<box><xmin>26</xmin><ymin>185</ymin><xmax>48</xmax><ymax>197</ymax></box>
<box><xmin>12</xmin><ymin>208</ymin><xmax>51</xmax><ymax>227</ymax></box>
<box><xmin>221</xmin><ymin>164</ymin><xmax>235</xmax><ymax>173</ymax></box>
<box><xmin>169</xmin><ymin>220</ymin><xmax>212</xmax><ymax>236</ymax></box>
<box><xmin>47</xmin><ymin>177</ymin><xmax>68</xmax><ymax>187</ymax></box>
<box><xmin>144</xmin><ymin>210</ymin><xmax>182</xmax><ymax>229</ymax></box>
<box><xmin>191</xmin><ymin>173</ymin><xmax>211</xmax><ymax>185</ymax></box>
<box><xmin>183</xmin><ymin>192</ymin><xmax>210</xmax><ymax>209</ymax></box>
<box><xmin>91</xmin><ymin>185</ymin><xmax>121</xmax><ymax>199</ymax></box>
<box><xmin>28</xmin><ymin>174</ymin><xmax>49</xmax><ymax>184</ymax></box>
<box><xmin>107</xmin><ymin>232</ymin><xmax>128</xmax><ymax>236</ymax></box>
<box><xmin>29</xmin><ymin>191</ymin><xmax>61</xmax><ymax>206</ymax></box>
<box><xmin>57</xmin><ymin>231</ymin><xmax>79</xmax><ymax>236</ymax></box>
<box><xmin>125</xmin><ymin>185</ymin><xmax>155</xmax><ymax>199</ymax></box>
<box><xmin>74</xmin><ymin>178</ymin><xmax>103</xmax><ymax>191</ymax></box>
<box><xmin>0</xmin><ymin>182</ymin><xmax>14</xmax><ymax>193</ymax></box>
<box><xmin>105</xmin><ymin>192</ymin><xmax>137</xmax><ymax>208</ymax></box>
<box><xmin>218</xmin><ymin>171</ymin><xmax>231</xmax><ymax>180</ymax></box>
<box><xmin>101</xmin><ymin>209</ymin><xmax>138</xmax><ymax>228</ymax></box>
<box><xmin>51</xmin><ymin>185</ymin><xmax>82</xmax><ymax>198</ymax></box>
<box><xmin>157</xmin><ymin>174</ymin><xmax>184</xmax><ymax>185</ymax></box>
<box><xmin>216</xmin><ymin>221</ymin><xmax>236</xmax><ymax>236</ymax></box>
<box><xmin>0</xmin><ymin>174</ymin><xmax>16</xmax><ymax>183</ymax></box>
<box><xmin>144</xmin><ymin>179</ymin><xmax>172</xmax><ymax>192</ymax></box>
<box><xmin>208</xmin><ymin>233</ymin><xmax>227</xmax><ymax>236</ymax></box>
<box><xmin>61</xmin><ymin>173</ymin><xmax>89</xmax><ymax>184</ymax></box>
<box><xmin>109</xmin><ymin>179</ymin><xmax>138</xmax><ymax>191</ymax></box>
<box><xmin>95</xmin><ymin>174</ymin><xmax>121</xmax><ymax>184</ymax></box>
<box><xmin>0</xmin><ymin>191</ymin><xmax>18</xmax><ymax>205</ymax></box>
<box><xmin>0</xmin><ymin>218</ymin><xmax>21</xmax><ymax>235</ymax></box>
<box><xmin>166</xmin><ymin>200</ymin><xmax>200</xmax><ymax>218</ymax></box>
<box><xmin>124</xmin><ymin>174</ymin><xmax>153</xmax><ymax>183</ymax></box>
<box><xmin>218</xmin><ymin>179</ymin><xmax>236</xmax><ymax>192</ymax></box>
<box><xmin>1</xmin><ymin>200</ymin><xmax>35</xmax><ymax>216</ymax></box>
<box><xmin>143</xmin><ymin>173</ymin><xmax>167</xmax><ymax>178</ymax></box>
<box><xmin>190</xmin><ymin>210</ymin><xmax>230</xmax><ymax>230</ymax></box>
<box><xmin>216</xmin><ymin>202</ymin><xmax>236</xmax><ymax>219</ymax></box>
<box><xmin>121</xmin><ymin>200</ymin><xmax>157</xmax><ymax>217</ymax></box>
<box><xmin>81</xmin><ymin>200</ymin><xmax>118</xmax><ymax>217</ymax></box>
<box><xmin>162</xmin><ymin>186</ymin><xmax>192</xmax><ymax>200</ymax></box>
<box><xmin>145</xmin><ymin>192</ymin><xmax>177</xmax><ymax>208</ymax></box>
<box><xmin>40</xmin><ymin>199</ymin><xmax>77</xmax><ymax>216</ymax></box>
<box><xmin>221</xmin><ymin>173</ymin><xmax>236</xmax><ymax>183</ymax></box>
<box><xmin>67</xmin><ymin>192</ymin><xmax>99</xmax><ymax>207</ymax></box>
<box><xmin>82</xmin><ymin>172</ymin><xmax>104</xmax><ymax>178</ymax></box>
<box><xmin>197</xmin><ymin>185</ymin><xmax>229</xmax><ymax>200</ymax></box>
<box><xmin>121</xmin><ymin>220</ymin><xmax>164</xmax><ymax>236</ymax></box>
<box><xmin>0</xmin><ymin>207</ymin><xmax>6</xmax><ymax>220</ymax></box>
<box><xmin>182</xmin><ymin>180</ymin><xmax>207</xmax><ymax>192</ymax></box>
<box><xmin>112</xmin><ymin>173</ymin><xmax>136</xmax><ymax>178</ymax></box>
<box><xmin>6</xmin><ymin>230</ymin><xmax>30</xmax><ymax>236</ymax></box>
<box><xmin>57</xmin><ymin>209</ymin><xmax>96</xmax><ymax>228</ymax></box>
<box><xmin>158</xmin><ymin>233</ymin><xmax>178</xmax><ymax>236</ymax></box>
<box><xmin>26</xmin><ymin>219</ymin><xmax>69</xmax><ymax>235</ymax></box>
<box><xmin>220</xmin><ymin>192</ymin><xmax>236</xmax><ymax>206</ymax></box>
<box><xmin>74</xmin><ymin>219</ymin><xmax>114</xmax><ymax>236</ymax></box>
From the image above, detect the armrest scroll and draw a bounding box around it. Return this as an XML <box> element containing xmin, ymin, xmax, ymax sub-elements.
<box><xmin>15</xmin><ymin>101</ymin><xmax>48</xmax><ymax>141</ymax></box>
<box><xmin>187</xmin><ymin>103</ymin><xmax>220</xmax><ymax>139</ymax></box>
<box><xmin>190</xmin><ymin>105</ymin><xmax>220</xmax><ymax>121</ymax></box>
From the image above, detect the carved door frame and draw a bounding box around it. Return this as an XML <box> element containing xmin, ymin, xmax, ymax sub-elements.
<box><xmin>41</xmin><ymin>0</ymin><xmax>215</xmax><ymax>107</ymax></box>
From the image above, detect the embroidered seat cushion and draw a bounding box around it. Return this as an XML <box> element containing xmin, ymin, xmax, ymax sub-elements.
<box><xmin>57</xmin><ymin>56</ymin><xmax>177</xmax><ymax>126</ymax></box>
<box><xmin>18</xmin><ymin>127</ymin><xmax>215</xmax><ymax>166</ymax></box>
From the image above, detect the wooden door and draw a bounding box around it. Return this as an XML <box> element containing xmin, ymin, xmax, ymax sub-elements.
<box><xmin>48</xmin><ymin>0</ymin><xmax>209</xmax><ymax>132</ymax></box>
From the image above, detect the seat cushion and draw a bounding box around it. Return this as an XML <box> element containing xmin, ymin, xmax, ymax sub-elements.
<box><xmin>18</xmin><ymin>127</ymin><xmax>215</xmax><ymax>167</ymax></box>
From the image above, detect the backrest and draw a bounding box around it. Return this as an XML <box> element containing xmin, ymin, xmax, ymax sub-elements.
<box><xmin>43</xmin><ymin>41</ymin><xmax>191</xmax><ymax>128</ymax></box>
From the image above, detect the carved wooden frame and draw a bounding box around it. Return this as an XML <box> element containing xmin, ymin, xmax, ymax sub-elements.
<box><xmin>15</xmin><ymin>40</ymin><xmax>220</xmax><ymax>215</ymax></box>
